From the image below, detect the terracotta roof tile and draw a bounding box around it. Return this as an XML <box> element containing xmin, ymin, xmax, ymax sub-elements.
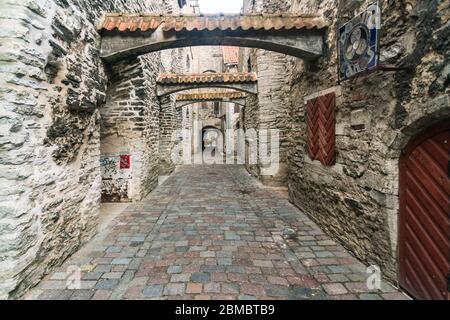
<box><xmin>176</xmin><ymin>91</ymin><xmax>246</xmax><ymax>101</ymax></box>
<box><xmin>157</xmin><ymin>72</ymin><xmax>257</xmax><ymax>84</ymax></box>
<box><xmin>98</xmin><ymin>14</ymin><xmax>328</xmax><ymax>32</ymax></box>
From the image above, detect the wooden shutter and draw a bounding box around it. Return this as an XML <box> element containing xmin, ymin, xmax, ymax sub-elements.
<box><xmin>306</xmin><ymin>97</ymin><xmax>320</xmax><ymax>159</ymax></box>
<box><xmin>306</xmin><ymin>92</ymin><xmax>336</xmax><ymax>166</ymax></box>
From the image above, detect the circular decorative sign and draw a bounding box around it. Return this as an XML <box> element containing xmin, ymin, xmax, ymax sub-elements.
<box><xmin>338</xmin><ymin>2</ymin><xmax>381</xmax><ymax>81</ymax></box>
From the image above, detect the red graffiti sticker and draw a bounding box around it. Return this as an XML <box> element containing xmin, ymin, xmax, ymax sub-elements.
<box><xmin>120</xmin><ymin>155</ymin><xmax>131</xmax><ymax>169</ymax></box>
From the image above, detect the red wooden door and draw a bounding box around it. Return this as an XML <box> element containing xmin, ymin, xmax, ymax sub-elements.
<box><xmin>399</xmin><ymin>120</ymin><xmax>450</xmax><ymax>300</ymax></box>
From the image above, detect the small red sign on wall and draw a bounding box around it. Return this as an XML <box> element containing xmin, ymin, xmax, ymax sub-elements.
<box><xmin>120</xmin><ymin>155</ymin><xmax>131</xmax><ymax>169</ymax></box>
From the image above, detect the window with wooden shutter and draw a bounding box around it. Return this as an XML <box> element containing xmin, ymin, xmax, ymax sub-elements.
<box><xmin>306</xmin><ymin>92</ymin><xmax>336</xmax><ymax>166</ymax></box>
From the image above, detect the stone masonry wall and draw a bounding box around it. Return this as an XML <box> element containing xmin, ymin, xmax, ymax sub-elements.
<box><xmin>100</xmin><ymin>53</ymin><xmax>163</xmax><ymax>202</ymax></box>
<box><xmin>239</xmin><ymin>46</ymin><xmax>260</xmax><ymax>176</ymax></box>
<box><xmin>159</xmin><ymin>95</ymin><xmax>176</xmax><ymax>176</ymax></box>
<box><xmin>286</xmin><ymin>0</ymin><xmax>449</xmax><ymax>282</ymax></box>
<box><xmin>0</xmin><ymin>0</ymin><xmax>179</xmax><ymax>299</ymax></box>
<box><xmin>171</xmin><ymin>47</ymin><xmax>194</xmax><ymax>166</ymax></box>
<box><xmin>191</xmin><ymin>46</ymin><xmax>224</xmax><ymax>73</ymax></box>
<box><xmin>159</xmin><ymin>48</ymin><xmax>190</xmax><ymax>176</ymax></box>
<box><xmin>241</xmin><ymin>0</ymin><xmax>293</xmax><ymax>186</ymax></box>
<box><xmin>100</xmin><ymin>47</ymin><xmax>188</xmax><ymax>201</ymax></box>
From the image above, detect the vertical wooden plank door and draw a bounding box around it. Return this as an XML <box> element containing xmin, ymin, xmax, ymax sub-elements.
<box><xmin>399</xmin><ymin>121</ymin><xmax>450</xmax><ymax>300</ymax></box>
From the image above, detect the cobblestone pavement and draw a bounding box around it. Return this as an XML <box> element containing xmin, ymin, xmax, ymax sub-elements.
<box><xmin>25</xmin><ymin>165</ymin><xmax>409</xmax><ymax>300</ymax></box>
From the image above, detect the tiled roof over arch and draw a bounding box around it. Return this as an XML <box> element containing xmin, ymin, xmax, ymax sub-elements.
<box><xmin>98</xmin><ymin>13</ymin><xmax>328</xmax><ymax>32</ymax></box>
<box><xmin>157</xmin><ymin>72</ymin><xmax>257</xmax><ymax>84</ymax></box>
<box><xmin>176</xmin><ymin>91</ymin><xmax>247</xmax><ymax>101</ymax></box>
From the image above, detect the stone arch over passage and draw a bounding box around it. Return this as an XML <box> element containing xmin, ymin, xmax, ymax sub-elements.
<box><xmin>177</xmin><ymin>100</ymin><xmax>246</xmax><ymax>110</ymax></box>
<box><xmin>175</xmin><ymin>92</ymin><xmax>247</xmax><ymax>110</ymax></box>
<box><xmin>98</xmin><ymin>14</ymin><xmax>328</xmax><ymax>62</ymax></box>
<box><xmin>157</xmin><ymin>73</ymin><xmax>257</xmax><ymax>97</ymax></box>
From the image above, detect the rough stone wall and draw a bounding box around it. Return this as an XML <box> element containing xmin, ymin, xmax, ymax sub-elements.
<box><xmin>240</xmin><ymin>1</ymin><xmax>259</xmax><ymax>176</ymax></box>
<box><xmin>100</xmin><ymin>53</ymin><xmax>162</xmax><ymax>202</ymax></box>
<box><xmin>191</xmin><ymin>46</ymin><xmax>224</xmax><ymax>73</ymax></box>
<box><xmin>180</xmin><ymin>105</ymin><xmax>194</xmax><ymax>161</ymax></box>
<box><xmin>256</xmin><ymin>49</ymin><xmax>291</xmax><ymax>185</ymax></box>
<box><xmin>0</xmin><ymin>0</ymin><xmax>177</xmax><ymax>299</ymax></box>
<box><xmin>100</xmin><ymin>5</ymin><xmax>189</xmax><ymax>201</ymax></box>
<box><xmin>239</xmin><ymin>48</ymin><xmax>260</xmax><ymax>175</ymax></box>
<box><xmin>193</xmin><ymin>104</ymin><xmax>222</xmax><ymax>127</ymax></box>
<box><xmin>286</xmin><ymin>0</ymin><xmax>449</xmax><ymax>281</ymax></box>
<box><xmin>159</xmin><ymin>48</ymin><xmax>191</xmax><ymax>176</ymax></box>
<box><xmin>176</xmin><ymin>48</ymin><xmax>196</xmax><ymax>157</ymax></box>
<box><xmin>159</xmin><ymin>95</ymin><xmax>176</xmax><ymax>175</ymax></box>
<box><xmin>240</xmin><ymin>0</ymin><xmax>292</xmax><ymax>186</ymax></box>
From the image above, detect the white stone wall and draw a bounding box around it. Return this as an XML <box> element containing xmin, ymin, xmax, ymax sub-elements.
<box><xmin>0</xmin><ymin>0</ymin><xmax>179</xmax><ymax>299</ymax></box>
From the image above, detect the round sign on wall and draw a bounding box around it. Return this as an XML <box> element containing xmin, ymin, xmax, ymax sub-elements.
<box><xmin>338</xmin><ymin>2</ymin><xmax>381</xmax><ymax>81</ymax></box>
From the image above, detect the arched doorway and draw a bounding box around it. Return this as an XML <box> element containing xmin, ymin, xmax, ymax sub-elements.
<box><xmin>202</xmin><ymin>126</ymin><xmax>222</xmax><ymax>152</ymax></box>
<box><xmin>202</xmin><ymin>126</ymin><xmax>223</xmax><ymax>164</ymax></box>
<box><xmin>399</xmin><ymin>120</ymin><xmax>450</xmax><ymax>300</ymax></box>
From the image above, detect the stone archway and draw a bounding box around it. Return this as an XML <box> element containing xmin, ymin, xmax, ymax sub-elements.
<box><xmin>177</xmin><ymin>100</ymin><xmax>246</xmax><ymax>110</ymax></box>
<box><xmin>202</xmin><ymin>125</ymin><xmax>221</xmax><ymax>151</ymax></box>
<box><xmin>201</xmin><ymin>125</ymin><xmax>223</xmax><ymax>163</ymax></box>
<box><xmin>98</xmin><ymin>14</ymin><xmax>328</xmax><ymax>62</ymax></box>
<box><xmin>157</xmin><ymin>72</ymin><xmax>257</xmax><ymax>97</ymax></box>
<box><xmin>175</xmin><ymin>91</ymin><xmax>247</xmax><ymax>110</ymax></box>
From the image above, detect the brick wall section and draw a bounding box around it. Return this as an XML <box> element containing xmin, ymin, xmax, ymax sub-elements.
<box><xmin>0</xmin><ymin>0</ymin><xmax>178</xmax><ymax>299</ymax></box>
<box><xmin>286</xmin><ymin>0</ymin><xmax>450</xmax><ymax>281</ymax></box>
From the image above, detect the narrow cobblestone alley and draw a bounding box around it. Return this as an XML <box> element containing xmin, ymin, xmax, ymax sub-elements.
<box><xmin>1</xmin><ymin>0</ymin><xmax>448</xmax><ymax>302</ymax></box>
<box><xmin>25</xmin><ymin>165</ymin><xmax>408</xmax><ymax>300</ymax></box>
